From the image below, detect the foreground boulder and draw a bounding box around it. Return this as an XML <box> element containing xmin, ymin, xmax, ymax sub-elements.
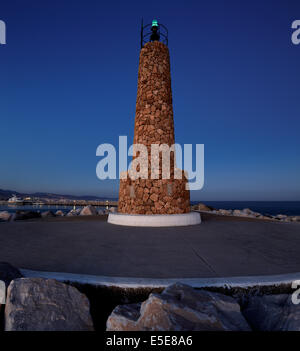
<box><xmin>5</xmin><ymin>278</ymin><xmax>94</xmax><ymax>331</ymax></box>
<box><xmin>66</xmin><ymin>209</ymin><xmax>80</xmax><ymax>216</ymax></box>
<box><xmin>80</xmin><ymin>205</ymin><xmax>98</xmax><ymax>216</ymax></box>
<box><xmin>107</xmin><ymin>283</ymin><xmax>251</xmax><ymax>331</ymax></box>
<box><xmin>242</xmin><ymin>294</ymin><xmax>300</xmax><ymax>331</ymax></box>
<box><xmin>55</xmin><ymin>210</ymin><xmax>65</xmax><ymax>216</ymax></box>
<box><xmin>0</xmin><ymin>211</ymin><xmax>11</xmax><ymax>222</ymax></box>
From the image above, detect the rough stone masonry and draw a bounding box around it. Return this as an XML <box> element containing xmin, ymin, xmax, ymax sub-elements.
<box><xmin>118</xmin><ymin>41</ymin><xmax>190</xmax><ymax>215</ymax></box>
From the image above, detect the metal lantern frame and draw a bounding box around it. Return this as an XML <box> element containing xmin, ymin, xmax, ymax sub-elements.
<box><xmin>140</xmin><ymin>19</ymin><xmax>168</xmax><ymax>48</ymax></box>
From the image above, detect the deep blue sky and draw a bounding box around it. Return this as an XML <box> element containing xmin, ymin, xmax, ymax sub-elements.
<box><xmin>0</xmin><ymin>0</ymin><xmax>299</xmax><ymax>200</ymax></box>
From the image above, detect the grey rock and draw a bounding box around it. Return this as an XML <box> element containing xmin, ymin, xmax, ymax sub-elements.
<box><xmin>257</xmin><ymin>215</ymin><xmax>273</xmax><ymax>220</ymax></box>
<box><xmin>66</xmin><ymin>209</ymin><xmax>78</xmax><ymax>217</ymax></box>
<box><xmin>0</xmin><ymin>211</ymin><xmax>11</xmax><ymax>222</ymax></box>
<box><xmin>243</xmin><ymin>294</ymin><xmax>300</xmax><ymax>331</ymax></box>
<box><xmin>5</xmin><ymin>278</ymin><xmax>94</xmax><ymax>331</ymax></box>
<box><xmin>252</xmin><ymin>212</ymin><xmax>261</xmax><ymax>217</ymax></box>
<box><xmin>218</xmin><ymin>209</ymin><xmax>232</xmax><ymax>216</ymax></box>
<box><xmin>232</xmin><ymin>209</ymin><xmax>256</xmax><ymax>218</ymax></box>
<box><xmin>80</xmin><ymin>205</ymin><xmax>98</xmax><ymax>216</ymax></box>
<box><xmin>55</xmin><ymin>210</ymin><xmax>65</xmax><ymax>217</ymax></box>
<box><xmin>242</xmin><ymin>208</ymin><xmax>254</xmax><ymax>215</ymax></box>
<box><xmin>41</xmin><ymin>210</ymin><xmax>55</xmax><ymax>218</ymax></box>
<box><xmin>107</xmin><ymin>283</ymin><xmax>251</xmax><ymax>331</ymax></box>
<box><xmin>233</xmin><ymin>209</ymin><xmax>244</xmax><ymax>217</ymax></box>
<box><xmin>107</xmin><ymin>303</ymin><xmax>141</xmax><ymax>331</ymax></box>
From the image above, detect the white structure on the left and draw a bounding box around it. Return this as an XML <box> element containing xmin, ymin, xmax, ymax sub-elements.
<box><xmin>0</xmin><ymin>20</ymin><xmax>6</xmax><ymax>45</ymax></box>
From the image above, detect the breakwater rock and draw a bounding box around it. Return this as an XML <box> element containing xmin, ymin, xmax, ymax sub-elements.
<box><xmin>4</xmin><ymin>278</ymin><xmax>94</xmax><ymax>331</ymax></box>
<box><xmin>192</xmin><ymin>203</ymin><xmax>300</xmax><ymax>223</ymax></box>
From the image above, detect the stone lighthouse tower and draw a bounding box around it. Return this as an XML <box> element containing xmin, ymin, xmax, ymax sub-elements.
<box><xmin>108</xmin><ymin>20</ymin><xmax>201</xmax><ymax>226</ymax></box>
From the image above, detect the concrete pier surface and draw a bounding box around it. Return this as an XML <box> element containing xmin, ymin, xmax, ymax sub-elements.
<box><xmin>0</xmin><ymin>213</ymin><xmax>299</xmax><ymax>279</ymax></box>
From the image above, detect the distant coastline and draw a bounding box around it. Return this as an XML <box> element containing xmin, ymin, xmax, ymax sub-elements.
<box><xmin>0</xmin><ymin>188</ymin><xmax>117</xmax><ymax>202</ymax></box>
<box><xmin>0</xmin><ymin>200</ymin><xmax>300</xmax><ymax>217</ymax></box>
<box><xmin>1</xmin><ymin>189</ymin><xmax>300</xmax><ymax>216</ymax></box>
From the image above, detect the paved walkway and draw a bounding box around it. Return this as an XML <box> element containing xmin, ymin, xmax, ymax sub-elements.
<box><xmin>0</xmin><ymin>214</ymin><xmax>300</xmax><ymax>278</ymax></box>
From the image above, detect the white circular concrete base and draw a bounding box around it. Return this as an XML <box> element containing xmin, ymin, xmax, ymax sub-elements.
<box><xmin>107</xmin><ymin>211</ymin><xmax>201</xmax><ymax>227</ymax></box>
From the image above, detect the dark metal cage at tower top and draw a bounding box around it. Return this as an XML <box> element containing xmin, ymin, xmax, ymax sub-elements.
<box><xmin>140</xmin><ymin>19</ymin><xmax>168</xmax><ymax>48</ymax></box>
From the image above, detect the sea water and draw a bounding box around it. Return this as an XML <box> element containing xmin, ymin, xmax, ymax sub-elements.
<box><xmin>0</xmin><ymin>204</ymin><xmax>106</xmax><ymax>214</ymax></box>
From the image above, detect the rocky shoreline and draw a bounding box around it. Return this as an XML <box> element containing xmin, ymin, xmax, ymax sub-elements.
<box><xmin>0</xmin><ymin>203</ymin><xmax>299</xmax><ymax>223</ymax></box>
<box><xmin>191</xmin><ymin>203</ymin><xmax>300</xmax><ymax>223</ymax></box>
<box><xmin>1</xmin><ymin>262</ymin><xmax>300</xmax><ymax>331</ymax></box>
<box><xmin>0</xmin><ymin>205</ymin><xmax>116</xmax><ymax>222</ymax></box>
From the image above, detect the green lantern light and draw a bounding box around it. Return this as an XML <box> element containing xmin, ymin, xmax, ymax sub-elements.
<box><xmin>152</xmin><ymin>19</ymin><xmax>158</xmax><ymax>27</ymax></box>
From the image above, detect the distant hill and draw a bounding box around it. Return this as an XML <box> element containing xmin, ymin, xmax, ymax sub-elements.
<box><xmin>0</xmin><ymin>189</ymin><xmax>116</xmax><ymax>201</ymax></box>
